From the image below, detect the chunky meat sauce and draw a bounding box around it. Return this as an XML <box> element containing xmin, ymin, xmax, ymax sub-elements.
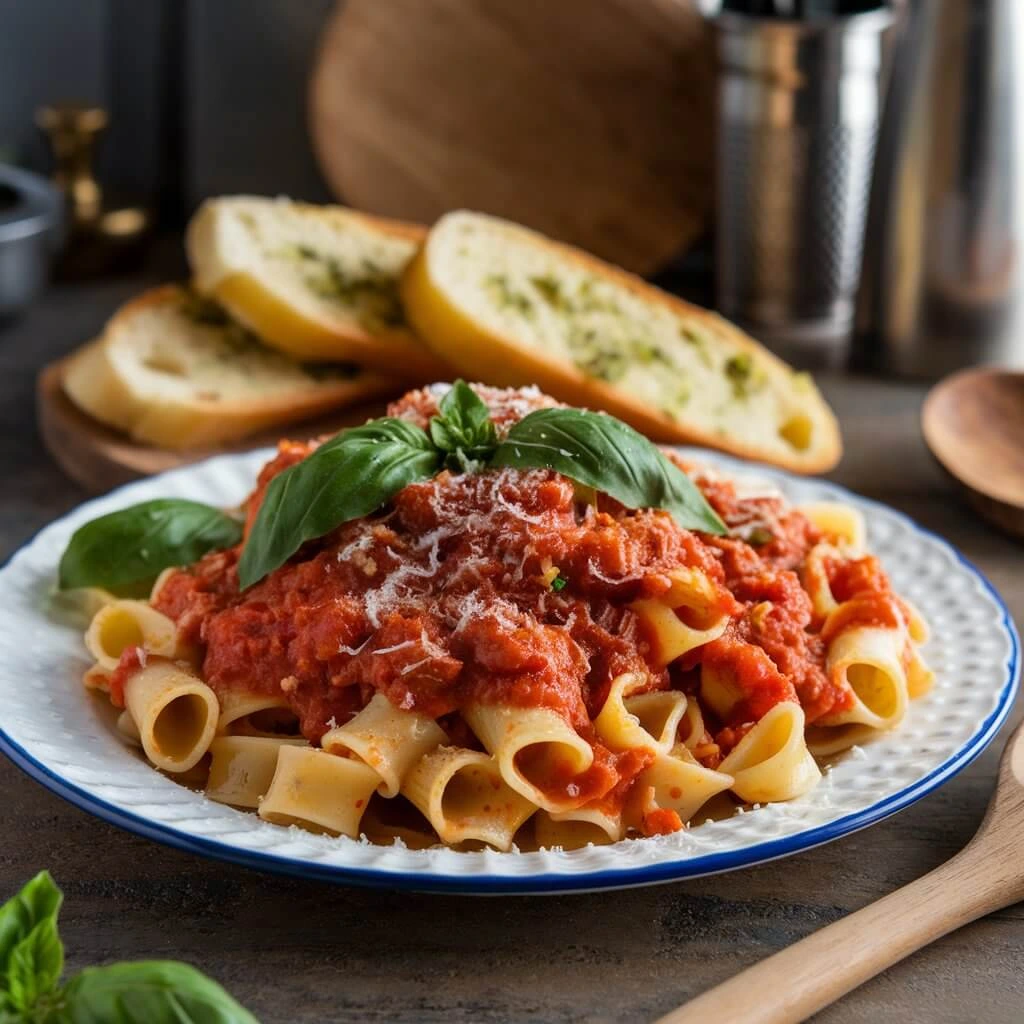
<box><xmin>138</xmin><ymin>385</ymin><xmax>881</xmax><ymax>815</ymax></box>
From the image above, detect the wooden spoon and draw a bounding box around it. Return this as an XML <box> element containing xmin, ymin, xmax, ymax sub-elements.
<box><xmin>653</xmin><ymin>719</ymin><xmax>1024</xmax><ymax>1024</ymax></box>
<box><xmin>922</xmin><ymin>367</ymin><xmax>1024</xmax><ymax>539</ymax></box>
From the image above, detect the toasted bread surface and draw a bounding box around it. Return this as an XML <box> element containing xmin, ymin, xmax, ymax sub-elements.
<box><xmin>62</xmin><ymin>285</ymin><xmax>395</xmax><ymax>450</ymax></box>
<box><xmin>187</xmin><ymin>196</ymin><xmax>449</xmax><ymax>378</ymax></box>
<box><xmin>401</xmin><ymin>211</ymin><xmax>841</xmax><ymax>473</ymax></box>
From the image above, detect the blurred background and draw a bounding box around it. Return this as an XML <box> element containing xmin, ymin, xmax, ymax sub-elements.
<box><xmin>1</xmin><ymin>0</ymin><xmax>333</xmax><ymax>218</ymax></box>
<box><xmin>3</xmin><ymin>0</ymin><xmax>1024</xmax><ymax>512</ymax></box>
<box><xmin>5</xmin><ymin>0</ymin><xmax>1023</xmax><ymax>374</ymax></box>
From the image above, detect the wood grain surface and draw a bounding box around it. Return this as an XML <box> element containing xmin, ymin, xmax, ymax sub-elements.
<box><xmin>309</xmin><ymin>0</ymin><xmax>715</xmax><ymax>276</ymax></box>
<box><xmin>3</xmin><ymin>245</ymin><xmax>1023</xmax><ymax>1023</ymax></box>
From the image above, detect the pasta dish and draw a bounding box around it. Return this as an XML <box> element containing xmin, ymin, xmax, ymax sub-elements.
<box><xmin>64</xmin><ymin>383</ymin><xmax>933</xmax><ymax>852</ymax></box>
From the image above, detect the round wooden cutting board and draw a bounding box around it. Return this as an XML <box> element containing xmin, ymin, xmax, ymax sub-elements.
<box><xmin>309</xmin><ymin>0</ymin><xmax>715</xmax><ymax>276</ymax></box>
<box><xmin>37</xmin><ymin>360</ymin><xmax>397</xmax><ymax>494</ymax></box>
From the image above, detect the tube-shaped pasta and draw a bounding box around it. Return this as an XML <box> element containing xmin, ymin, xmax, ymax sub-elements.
<box><xmin>216</xmin><ymin>691</ymin><xmax>298</xmax><ymax>736</ymax></box>
<box><xmin>798</xmin><ymin>502</ymin><xmax>867</xmax><ymax>552</ymax></box>
<box><xmin>122</xmin><ymin>660</ymin><xmax>219</xmax><ymax>773</ymax></box>
<box><xmin>631</xmin><ymin>568</ymin><xmax>729</xmax><ymax>667</ymax></box>
<box><xmin>322</xmin><ymin>692</ymin><xmax>447</xmax><ymax>797</ymax></box>
<box><xmin>594</xmin><ymin>673</ymin><xmax>686</xmax><ymax>755</ymax></box>
<box><xmin>628</xmin><ymin>745</ymin><xmax>734</xmax><ymax>827</ymax></box>
<box><xmin>818</xmin><ymin>624</ymin><xmax>909</xmax><ymax>731</ymax></box>
<box><xmin>718</xmin><ymin>702</ymin><xmax>820</xmax><ymax>803</ymax></box>
<box><xmin>902</xmin><ymin>600</ymin><xmax>930</xmax><ymax>645</ymax></box>
<box><xmin>258</xmin><ymin>745</ymin><xmax>380</xmax><ymax>837</ymax></box>
<box><xmin>205</xmin><ymin>735</ymin><xmax>308</xmax><ymax>808</ymax></box>
<box><xmin>85</xmin><ymin>600</ymin><xmax>179</xmax><ymax>670</ymax></box>
<box><xmin>148</xmin><ymin>567</ymin><xmax>179</xmax><ymax>602</ymax></box>
<box><xmin>402</xmin><ymin>746</ymin><xmax>535</xmax><ymax>851</ymax></box>
<box><xmin>463</xmin><ymin>703</ymin><xmax>593</xmax><ymax>813</ymax></box>
<box><xmin>534</xmin><ymin>812</ymin><xmax>618</xmax><ymax>851</ymax></box>
<box><xmin>82</xmin><ymin>663</ymin><xmax>111</xmax><ymax>693</ymax></box>
<box><xmin>679</xmin><ymin>699</ymin><xmax>705</xmax><ymax>751</ymax></box>
<box><xmin>800</xmin><ymin>542</ymin><xmax>841</xmax><ymax>619</ymax></box>
<box><xmin>546</xmin><ymin>805</ymin><xmax>623</xmax><ymax>844</ymax></box>
<box><xmin>905</xmin><ymin>646</ymin><xmax>935</xmax><ymax>700</ymax></box>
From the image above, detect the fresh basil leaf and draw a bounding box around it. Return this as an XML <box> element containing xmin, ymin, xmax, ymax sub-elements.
<box><xmin>56</xmin><ymin>961</ymin><xmax>258</xmax><ymax>1024</ymax></box>
<box><xmin>58</xmin><ymin>500</ymin><xmax>243</xmax><ymax>594</ymax></box>
<box><xmin>429</xmin><ymin>380</ymin><xmax>498</xmax><ymax>465</ymax></box>
<box><xmin>0</xmin><ymin>873</ymin><xmax>64</xmax><ymax>1019</ymax></box>
<box><xmin>0</xmin><ymin>872</ymin><xmax>62</xmax><ymax>980</ymax></box>
<box><xmin>238</xmin><ymin>418</ymin><xmax>440</xmax><ymax>589</ymax></box>
<box><xmin>492</xmin><ymin>408</ymin><xmax>727</xmax><ymax>534</ymax></box>
<box><xmin>4</xmin><ymin>917</ymin><xmax>63</xmax><ymax>1014</ymax></box>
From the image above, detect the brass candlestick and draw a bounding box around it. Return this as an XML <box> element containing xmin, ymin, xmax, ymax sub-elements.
<box><xmin>36</xmin><ymin>103</ymin><xmax>150</xmax><ymax>276</ymax></box>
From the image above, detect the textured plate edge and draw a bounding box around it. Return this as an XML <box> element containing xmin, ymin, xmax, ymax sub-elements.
<box><xmin>0</xmin><ymin>451</ymin><xmax>1018</xmax><ymax>895</ymax></box>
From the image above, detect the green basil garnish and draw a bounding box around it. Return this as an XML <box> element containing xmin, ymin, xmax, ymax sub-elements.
<box><xmin>237</xmin><ymin>418</ymin><xmax>441</xmax><ymax>589</ymax></box>
<box><xmin>0</xmin><ymin>871</ymin><xmax>63</xmax><ymax>1019</ymax></box>
<box><xmin>429</xmin><ymin>379</ymin><xmax>498</xmax><ymax>470</ymax></box>
<box><xmin>58</xmin><ymin>500</ymin><xmax>244</xmax><ymax>595</ymax></box>
<box><xmin>492</xmin><ymin>407</ymin><xmax>727</xmax><ymax>535</ymax></box>
<box><xmin>0</xmin><ymin>873</ymin><xmax>256</xmax><ymax>1023</ymax></box>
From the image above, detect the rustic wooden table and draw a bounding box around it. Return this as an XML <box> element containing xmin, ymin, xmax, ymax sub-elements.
<box><xmin>1</xmin><ymin>256</ymin><xmax>1022</xmax><ymax>1024</ymax></box>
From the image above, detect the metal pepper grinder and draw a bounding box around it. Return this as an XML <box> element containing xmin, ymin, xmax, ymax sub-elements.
<box><xmin>855</xmin><ymin>0</ymin><xmax>1024</xmax><ymax>377</ymax></box>
<box><xmin>36</xmin><ymin>103</ymin><xmax>150</xmax><ymax>277</ymax></box>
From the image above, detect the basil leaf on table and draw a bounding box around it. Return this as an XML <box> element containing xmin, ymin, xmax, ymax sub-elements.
<box><xmin>0</xmin><ymin>875</ymin><xmax>258</xmax><ymax>1024</ymax></box>
<box><xmin>4</xmin><ymin>916</ymin><xmax>63</xmax><ymax>1016</ymax></box>
<box><xmin>58</xmin><ymin>500</ymin><xmax>243</xmax><ymax>595</ymax></box>
<box><xmin>429</xmin><ymin>379</ymin><xmax>499</xmax><ymax>468</ymax></box>
<box><xmin>492</xmin><ymin>407</ymin><xmax>727</xmax><ymax>535</ymax></box>
<box><xmin>0</xmin><ymin>872</ymin><xmax>63</xmax><ymax>1016</ymax></box>
<box><xmin>238</xmin><ymin>418</ymin><xmax>441</xmax><ymax>589</ymax></box>
<box><xmin>56</xmin><ymin>961</ymin><xmax>259</xmax><ymax>1024</ymax></box>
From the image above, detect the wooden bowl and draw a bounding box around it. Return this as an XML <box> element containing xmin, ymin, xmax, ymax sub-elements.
<box><xmin>922</xmin><ymin>367</ymin><xmax>1024</xmax><ymax>539</ymax></box>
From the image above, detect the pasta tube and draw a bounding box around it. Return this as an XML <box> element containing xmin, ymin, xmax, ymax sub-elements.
<box><xmin>718</xmin><ymin>702</ymin><xmax>820</xmax><ymax>803</ymax></box>
<box><xmin>403</xmin><ymin>746</ymin><xmax>535</xmax><ymax>851</ymax></box>
<box><xmin>464</xmin><ymin>703</ymin><xmax>593</xmax><ymax>813</ymax></box>
<box><xmin>258</xmin><ymin>745</ymin><xmax>380</xmax><ymax>837</ymax></box>
<box><xmin>322</xmin><ymin>692</ymin><xmax>446</xmax><ymax>797</ymax></box>
<box><xmin>122</xmin><ymin>660</ymin><xmax>219</xmax><ymax>773</ymax></box>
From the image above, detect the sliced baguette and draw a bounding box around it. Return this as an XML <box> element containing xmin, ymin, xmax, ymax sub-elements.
<box><xmin>401</xmin><ymin>211</ymin><xmax>842</xmax><ymax>474</ymax></box>
<box><xmin>62</xmin><ymin>285</ymin><xmax>396</xmax><ymax>450</ymax></box>
<box><xmin>186</xmin><ymin>195</ymin><xmax>448</xmax><ymax>378</ymax></box>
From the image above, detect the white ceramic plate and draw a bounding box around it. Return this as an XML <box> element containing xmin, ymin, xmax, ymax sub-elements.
<box><xmin>0</xmin><ymin>449</ymin><xmax>1017</xmax><ymax>894</ymax></box>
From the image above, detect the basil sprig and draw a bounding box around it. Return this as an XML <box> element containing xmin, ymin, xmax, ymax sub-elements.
<box><xmin>236</xmin><ymin>418</ymin><xmax>441</xmax><ymax>589</ymax></box>
<box><xmin>0</xmin><ymin>873</ymin><xmax>256</xmax><ymax>1023</ymax></box>
<box><xmin>492</xmin><ymin>408</ymin><xmax>727</xmax><ymax>535</ymax></box>
<box><xmin>58</xmin><ymin>500</ymin><xmax>243</xmax><ymax>595</ymax></box>
<box><xmin>428</xmin><ymin>379</ymin><xmax>498</xmax><ymax>470</ymax></box>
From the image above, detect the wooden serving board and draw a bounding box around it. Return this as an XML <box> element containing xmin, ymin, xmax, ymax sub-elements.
<box><xmin>37</xmin><ymin>359</ymin><xmax>397</xmax><ymax>494</ymax></box>
<box><xmin>309</xmin><ymin>0</ymin><xmax>715</xmax><ymax>276</ymax></box>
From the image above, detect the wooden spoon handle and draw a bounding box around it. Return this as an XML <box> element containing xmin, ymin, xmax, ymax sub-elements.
<box><xmin>654</xmin><ymin>844</ymin><xmax>1019</xmax><ymax>1024</ymax></box>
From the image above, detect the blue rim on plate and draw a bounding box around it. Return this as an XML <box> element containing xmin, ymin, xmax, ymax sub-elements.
<box><xmin>0</xmin><ymin>465</ymin><xmax>1018</xmax><ymax>895</ymax></box>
